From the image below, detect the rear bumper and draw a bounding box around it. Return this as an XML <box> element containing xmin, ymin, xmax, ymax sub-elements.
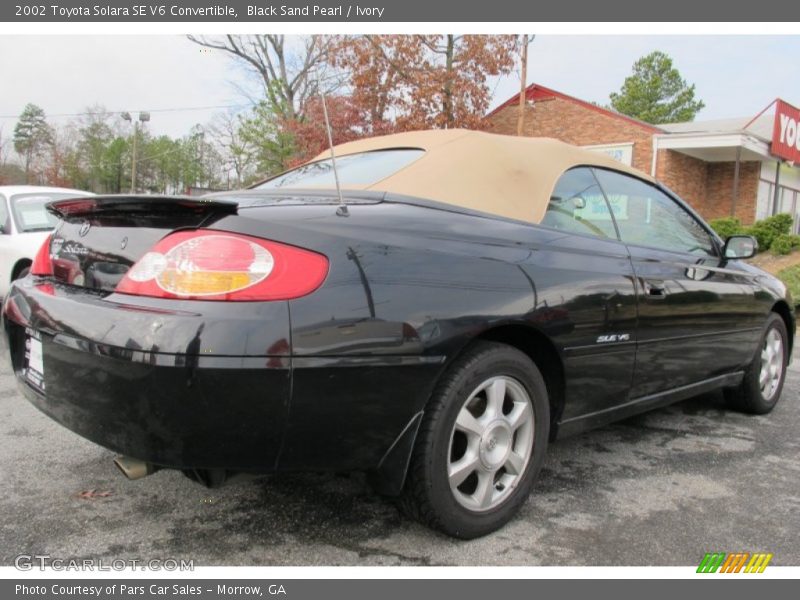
<box><xmin>2</xmin><ymin>279</ymin><xmax>442</xmax><ymax>478</ymax></box>
<box><xmin>3</xmin><ymin>279</ymin><xmax>291</xmax><ymax>471</ymax></box>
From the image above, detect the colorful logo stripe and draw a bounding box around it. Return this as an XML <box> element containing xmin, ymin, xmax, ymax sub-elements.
<box><xmin>697</xmin><ymin>552</ymin><xmax>773</xmax><ymax>573</ymax></box>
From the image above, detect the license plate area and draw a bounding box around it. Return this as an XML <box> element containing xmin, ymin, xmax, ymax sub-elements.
<box><xmin>24</xmin><ymin>328</ymin><xmax>46</xmax><ymax>394</ymax></box>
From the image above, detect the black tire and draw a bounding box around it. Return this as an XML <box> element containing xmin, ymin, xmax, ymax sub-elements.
<box><xmin>14</xmin><ymin>266</ymin><xmax>30</xmax><ymax>281</ymax></box>
<box><xmin>400</xmin><ymin>341</ymin><xmax>549</xmax><ymax>539</ymax></box>
<box><xmin>724</xmin><ymin>313</ymin><xmax>789</xmax><ymax>415</ymax></box>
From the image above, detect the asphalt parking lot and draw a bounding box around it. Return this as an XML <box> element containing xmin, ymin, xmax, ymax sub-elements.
<box><xmin>1</xmin><ymin>348</ymin><xmax>799</xmax><ymax>567</ymax></box>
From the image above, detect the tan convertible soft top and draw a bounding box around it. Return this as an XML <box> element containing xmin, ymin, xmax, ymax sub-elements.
<box><xmin>310</xmin><ymin>129</ymin><xmax>654</xmax><ymax>223</ymax></box>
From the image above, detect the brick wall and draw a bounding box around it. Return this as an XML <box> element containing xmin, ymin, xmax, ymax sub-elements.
<box><xmin>706</xmin><ymin>162</ymin><xmax>761</xmax><ymax>223</ymax></box>
<box><xmin>655</xmin><ymin>149</ymin><xmax>708</xmax><ymax>213</ymax></box>
<box><xmin>487</xmin><ymin>98</ymin><xmax>656</xmax><ymax>174</ymax></box>
<box><xmin>487</xmin><ymin>99</ymin><xmax>762</xmax><ymax>224</ymax></box>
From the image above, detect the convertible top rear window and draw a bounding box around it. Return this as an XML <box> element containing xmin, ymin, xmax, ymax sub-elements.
<box><xmin>254</xmin><ymin>149</ymin><xmax>424</xmax><ymax>190</ymax></box>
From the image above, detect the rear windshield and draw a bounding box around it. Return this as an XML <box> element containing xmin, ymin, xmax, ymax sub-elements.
<box><xmin>11</xmin><ymin>192</ymin><xmax>86</xmax><ymax>233</ymax></box>
<box><xmin>254</xmin><ymin>149</ymin><xmax>424</xmax><ymax>190</ymax></box>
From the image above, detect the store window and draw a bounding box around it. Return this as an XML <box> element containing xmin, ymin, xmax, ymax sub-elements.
<box><xmin>758</xmin><ymin>179</ymin><xmax>800</xmax><ymax>233</ymax></box>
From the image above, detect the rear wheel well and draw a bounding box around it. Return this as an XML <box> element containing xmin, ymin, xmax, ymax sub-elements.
<box><xmin>375</xmin><ymin>327</ymin><xmax>565</xmax><ymax>497</ymax></box>
<box><xmin>772</xmin><ymin>300</ymin><xmax>795</xmax><ymax>354</ymax></box>
<box><xmin>475</xmin><ymin>325</ymin><xmax>565</xmax><ymax>440</ymax></box>
<box><xmin>11</xmin><ymin>259</ymin><xmax>32</xmax><ymax>281</ymax></box>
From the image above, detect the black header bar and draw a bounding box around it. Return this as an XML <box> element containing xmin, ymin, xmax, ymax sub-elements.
<box><xmin>2</xmin><ymin>0</ymin><xmax>798</xmax><ymax>22</ymax></box>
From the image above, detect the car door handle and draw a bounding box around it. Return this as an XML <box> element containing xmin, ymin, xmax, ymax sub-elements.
<box><xmin>643</xmin><ymin>280</ymin><xmax>667</xmax><ymax>299</ymax></box>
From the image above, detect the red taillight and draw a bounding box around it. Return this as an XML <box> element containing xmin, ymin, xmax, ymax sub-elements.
<box><xmin>30</xmin><ymin>234</ymin><xmax>54</xmax><ymax>276</ymax></box>
<box><xmin>115</xmin><ymin>230</ymin><xmax>329</xmax><ymax>302</ymax></box>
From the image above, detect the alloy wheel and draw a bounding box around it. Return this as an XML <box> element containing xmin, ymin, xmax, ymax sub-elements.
<box><xmin>447</xmin><ymin>376</ymin><xmax>535</xmax><ymax>512</ymax></box>
<box><xmin>760</xmin><ymin>328</ymin><xmax>784</xmax><ymax>401</ymax></box>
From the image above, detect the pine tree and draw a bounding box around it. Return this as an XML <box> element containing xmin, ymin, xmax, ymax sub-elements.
<box><xmin>13</xmin><ymin>103</ymin><xmax>53</xmax><ymax>183</ymax></box>
<box><xmin>609</xmin><ymin>51</ymin><xmax>705</xmax><ymax>124</ymax></box>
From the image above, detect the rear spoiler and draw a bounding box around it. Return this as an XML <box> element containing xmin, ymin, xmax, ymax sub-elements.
<box><xmin>46</xmin><ymin>195</ymin><xmax>239</xmax><ymax>219</ymax></box>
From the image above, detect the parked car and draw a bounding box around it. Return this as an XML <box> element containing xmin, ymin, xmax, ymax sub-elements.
<box><xmin>2</xmin><ymin>130</ymin><xmax>793</xmax><ymax>538</ymax></box>
<box><xmin>0</xmin><ymin>186</ymin><xmax>94</xmax><ymax>298</ymax></box>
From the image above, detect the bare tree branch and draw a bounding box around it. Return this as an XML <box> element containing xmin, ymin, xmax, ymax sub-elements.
<box><xmin>187</xmin><ymin>34</ymin><xmax>340</xmax><ymax>122</ymax></box>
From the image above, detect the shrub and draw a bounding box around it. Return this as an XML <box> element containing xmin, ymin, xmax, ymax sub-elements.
<box><xmin>745</xmin><ymin>213</ymin><xmax>793</xmax><ymax>251</ymax></box>
<box><xmin>777</xmin><ymin>264</ymin><xmax>800</xmax><ymax>307</ymax></box>
<box><xmin>771</xmin><ymin>234</ymin><xmax>794</xmax><ymax>255</ymax></box>
<box><xmin>708</xmin><ymin>216</ymin><xmax>743</xmax><ymax>240</ymax></box>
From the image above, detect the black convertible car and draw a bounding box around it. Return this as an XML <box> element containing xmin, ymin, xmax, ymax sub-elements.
<box><xmin>2</xmin><ymin>130</ymin><xmax>794</xmax><ymax>539</ymax></box>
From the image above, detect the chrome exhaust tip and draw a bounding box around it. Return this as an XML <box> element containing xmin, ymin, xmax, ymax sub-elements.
<box><xmin>113</xmin><ymin>456</ymin><xmax>158</xmax><ymax>480</ymax></box>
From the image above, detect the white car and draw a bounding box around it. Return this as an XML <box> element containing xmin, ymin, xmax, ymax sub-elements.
<box><xmin>0</xmin><ymin>185</ymin><xmax>94</xmax><ymax>297</ymax></box>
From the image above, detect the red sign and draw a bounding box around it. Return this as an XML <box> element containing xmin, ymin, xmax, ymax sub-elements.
<box><xmin>772</xmin><ymin>99</ymin><xmax>800</xmax><ymax>163</ymax></box>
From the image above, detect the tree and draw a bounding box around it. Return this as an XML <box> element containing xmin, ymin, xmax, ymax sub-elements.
<box><xmin>131</xmin><ymin>128</ymin><xmax>224</xmax><ymax>194</ymax></box>
<box><xmin>4</xmin><ymin>102</ymin><xmax>235</xmax><ymax>193</ymax></box>
<box><xmin>0</xmin><ymin>126</ymin><xmax>25</xmax><ymax>185</ymax></box>
<box><xmin>333</xmin><ymin>35</ymin><xmax>519</xmax><ymax>130</ymax></box>
<box><xmin>13</xmin><ymin>103</ymin><xmax>53</xmax><ymax>183</ymax></box>
<box><xmin>609</xmin><ymin>51</ymin><xmax>705</xmax><ymax>124</ymax></box>
<box><xmin>42</xmin><ymin>125</ymin><xmax>77</xmax><ymax>188</ymax></box>
<box><xmin>283</xmin><ymin>95</ymin><xmax>369</xmax><ymax>166</ymax></box>
<box><xmin>140</xmin><ymin>134</ymin><xmax>182</xmax><ymax>193</ymax></box>
<box><xmin>208</xmin><ymin>110</ymin><xmax>257</xmax><ymax>187</ymax></box>
<box><xmin>181</xmin><ymin>126</ymin><xmax>225</xmax><ymax>191</ymax></box>
<box><xmin>0</xmin><ymin>126</ymin><xmax>9</xmax><ymax>182</ymax></box>
<box><xmin>186</xmin><ymin>35</ymin><xmax>340</xmax><ymax>123</ymax></box>
<box><xmin>67</xmin><ymin>106</ymin><xmax>126</xmax><ymax>192</ymax></box>
<box><xmin>238</xmin><ymin>98</ymin><xmax>299</xmax><ymax>177</ymax></box>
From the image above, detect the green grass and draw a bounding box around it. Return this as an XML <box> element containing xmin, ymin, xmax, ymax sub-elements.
<box><xmin>777</xmin><ymin>264</ymin><xmax>800</xmax><ymax>307</ymax></box>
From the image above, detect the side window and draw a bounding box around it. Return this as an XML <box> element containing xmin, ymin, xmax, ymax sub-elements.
<box><xmin>0</xmin><ymin>196</ymin><xmax>9</xmax><ymax>234</ymax></box>
<box><xmin>593</xmin><ymin>169</ymin><xmax>715</xmax><ymax>256</ymax></box>
<box><xmin>541</xmin><ymin>167</ymin><xmax>618</xmax><ymax>239</ymax></box>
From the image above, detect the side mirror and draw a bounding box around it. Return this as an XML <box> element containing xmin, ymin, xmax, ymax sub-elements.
<box><xmin>723</xmin><ymin>235</ymin><xmax>758</xmax><ymax>260</ymax></box>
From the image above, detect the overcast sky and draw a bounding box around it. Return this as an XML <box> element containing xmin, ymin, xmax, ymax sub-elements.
<box><xmin>1</xmin><ymin>35</ymin><xmax>798</xmax><ymax>140</ymax></box>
